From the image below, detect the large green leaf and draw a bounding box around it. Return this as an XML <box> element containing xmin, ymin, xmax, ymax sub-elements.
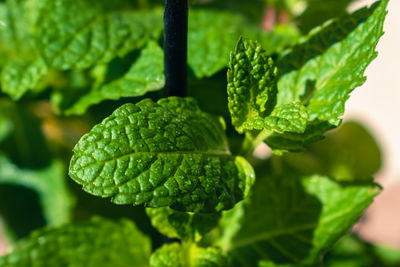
<box><xmin>188</xmin><ymin>9</ymin><xmax>300</xmax><ymax>78</ymax></box>
<box><xmin>69</xmin><ymin>97</ymin><xmax>255</xmax><ymax>212</ymax></box>
<box><xmin>150</xmin><ymin>243</ymin><xmax>227</xmax><ymax>267</ymax></box>
<box><xmin>146</xmin><ymin>207</ymin><xmax>220</xmax><ymax>241</ymax></box>
<box><xmin>0</xmin><ymin>154</ymin><xmax>74</xmax><ymax>226</ymax></box>
<box><xmin>64</xmin><ymin>41</ymin><xmax>165</xmax><ymax>115</ymax></box>
<box><xmin>35</xmin><ymin>0</ymin><xmax>162</xmax><ymax>70</ymax></box>
<box><xmin>218</xmin><ymin>163</ymin><xmax>380</xmax><ymax>266</ymax></box>
<box><xmin>266</xmin><ymin>0</ymin><xmax>388</xmax><ymax>153</ymax></box>
<box><xmin>0</xmin><ymin>217</ymin><xmax>151</xmax><ymax>267</ymax></box>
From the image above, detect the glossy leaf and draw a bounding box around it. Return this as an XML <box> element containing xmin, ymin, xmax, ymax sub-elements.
<box><xmin>264</xmin><ymin>102</ymin><xmax>308</xmax><ymax>134</ymax></box>
<box><xmin>218</xmin><ymin>166</ymin><xmax>380</xmax><ymax>265</ymax></box>
<box><xmin>150</xmin><ymin>243</ymin><xmax>227</xmax><ymax>267</ymax></box>
<box><xmin>264</xmin><ymin>0</ymin><xmax>389</xmax><ymax>153</ymax></box>
<box><xmin>0</xmin><ymin>217</ymin><xmax>151</xmax><ymax>267</ymax></box>
<box><xmin>64</xmin><ymin>41</ymin><xmax>165</xmax><ymax>115</ymax></box>
<box><xmin>227</xmin><ymin>37</ymin><xmax>279</xmax><ymax>133</ymax></box>
<box><xmin>69</xmin><ymin>97</ymin><xmax>255</xmax><ymax>212</ymax></box>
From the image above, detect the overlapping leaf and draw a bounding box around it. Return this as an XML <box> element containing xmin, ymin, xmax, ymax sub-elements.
<box><xmin>150</xmin><ymin>243</ymin><xmax>227</xmax><ymax>267</ymax></box>
<box><xmin>227</xmin><ymin>0</ymin><xmax>388</xmax><ymax>153</ymax></box>
<box><xmin>69</xmin><ymin>97</ymin><xmax>254</xmax><ymax>212</ymax></box>
<box><xmin>64</xmin><ymin>41</ymin><xmax>165</xmax><ymax>115</ymax></box>
<box><xmin>218</xmin><ymin>165</ymin><xmax>380</xmax><ymax>266</ymax></box>
<box><xmin>0</xmin><ymin>217</ymin><xmax>150</xmax><ymax>267</ymax></box>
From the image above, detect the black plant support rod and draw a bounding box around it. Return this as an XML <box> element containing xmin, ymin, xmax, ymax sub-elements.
<box><xmin>163</xmin><ymin>0</ymin><xmax>188</xmax><ymax>97</ymax></box>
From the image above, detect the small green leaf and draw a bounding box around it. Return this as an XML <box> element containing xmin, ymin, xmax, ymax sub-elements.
<box><xmin>146</xmin><ymin>207</ymin><xmax>220</xmax><ymax>241</ymax></box>
<box><xmin>228</xmin><ymin>37</ymin><xmax>279</xmax><ymax>133</ymax></box>
<box><xmin>264</xmin><ymin>102</ymin><xmax>308</xmax><ymax>134</ymax></box>
<box><xmin>69</xmin><ymin>97</ymin><xmax>255</xmax><ymax>212</ymax></box>
<box><xmin>35</xmin><ymin>0</ymin><xmax>162</xmax><ymax>70</ymax></box>
<box><xmin>0</xmin><ymin>217</ymin><xmax>151</xmax><ymax>267</ymax></box>
<box><xmin>64</xmin><ymin>41</ymin><xmax>165</xmax><ymax>115</ymax></box>
<box><xmin>0</xmin><ymin>153</ymin><xmax>74</xmax><ymax>226</ymax></box>
<box><xmin>218</xmin><ymin>165</ymin><xmax>380</xmax><ymax>265</ymax></box>
<box><xmin>1</xmin><ymin>59</ymin><xmax>47</xmax><ymax>100</ymax></box>
<box><xmin>150</xmin><ymin>243</ymin><xmax>227</xmax><ymax>267</ymax></box>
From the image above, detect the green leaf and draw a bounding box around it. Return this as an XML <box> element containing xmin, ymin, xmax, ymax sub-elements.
<box><xmin>64</xmin><ymin>41</ymin><xmax>165</xmax><ymax>115</ymax></box>
<box><xmin>263</xmin><ymin>0</ymin><xmax>389</xmax><ymax>153</ymax></box>
<box><xmin>146</xmin><ymin>207</ymin><xmax>220</xmax><ymax>241</ymax></box>
<box><xmin>278</xmin><ymin>0</ymin><xmax>388</xmax><ymax>125</ymax></box>
<box><xmin>0</xmin><ymin>217</ymin><xmax>151</xmax><ymax>267</ymax></box>
<box><xmin>0</xmin><ymin>153</ymin><xmax>74</xmax><ymax>226</ymax></box>
<box><xmin>150</xmin><ymin>243</ymin><xmax>227</xmax><ymax>267</ymax></box>
<box><xmin>0</xmin><ymin>0</ymin><xmax>49</xmax><ymax>99</ymax></box>
<box><xmin>264</xmin><ymin>102</ymin><xmax>308</xmax><ymax>134</ymax></box>
<box><xmin>227</xmin><ymin>37</ymin><xmax>279</xmax><ymax>133</ymax></box>
<box><xmin>218</xmin><ymin>165</ymin><xmax>380</xmax><ymax>265</ymax></box>
<box><xmin>69</xmin><ymin>97</ymin><xmax>255</xmax><ymax>212</ymax></box>
<box><xmin>35</xmin><ymin>0</ymin><xmax>162</xmax><ymax>70</ymax></box>
<box><xmin>188</xmin><ymin>10</ymin><xmax>300</xmax><ymax>78</ymax></box>
<box><xmin>1</xmin><ymin>59</ymin><xmax>47</xmax><ymax>100</ymax></box>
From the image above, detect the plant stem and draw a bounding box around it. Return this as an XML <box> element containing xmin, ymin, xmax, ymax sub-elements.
<box><xmin>163</xmin><ymin>0</ymin><xmax>188</xmax><ymax>97</ymax></box>
<box><xmin>240</xmin><ymin>130</ymin><xmax>270</xmax><ymax>159</ymax></box>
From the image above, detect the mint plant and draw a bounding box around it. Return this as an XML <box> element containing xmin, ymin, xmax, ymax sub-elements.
<box><xmin>0</xmin><ymin>0</ymin><xmax>394</xmax><ymax>266</ymax></box>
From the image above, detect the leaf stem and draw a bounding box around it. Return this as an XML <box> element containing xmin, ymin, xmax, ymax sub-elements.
<box><xmin>239</xmin><ymin>129</ymin><xmax>270</xmax><ymax>159</ymax></box>
<box><xmin>163</xmin><ymin>0</ymin><xmax>188</xmax><ymax>97</ymax></box>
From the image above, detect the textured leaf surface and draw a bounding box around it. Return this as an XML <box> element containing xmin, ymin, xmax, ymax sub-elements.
<box><xmin>146</xmin><ymin>207</ymin><xmax>220</xmax><ymax>241</ymax></box>
<box><xmin>218</xmin><ymin>165</ymin><xmax>380</xmax><ymax>266</ymax></box>
<box><xmin>264</xmin><ymin>102</ymin><xmax>308</xmax><ymax>134</ymax></box>
<box><xmin>36</xmin><ymin>0</ymin><xmax>162</xmax><ymax>70</ymax></box>
<box><xmin>0</xmin><ymin>217</ymin><xmax>151</xmax><ymax>267</ymax></box>
<box><xmin>278</xmin><ymin>0</ymin><xmax>388</xmax><ymax>125</ymax></box>
<box><xmin>188</xmin><ymin>10</ymin><xmax>300</xmax><ymax>78</ymax></box>
<box><xmin>64</xmin><ymin>41</ymin><xmax>164</xmax><ymax>115</ymax></box>
<box><xmin>227</xmin><ymin>37</ymin><xmax>279</xmax><ymax>133</ymax></box>
<box><xmin>150</xmin><ymin>243</ymin><xmax>227</xmax><ymax>267</ymax></box>
<box><xmin>69</xmin><ymin>97</ymin><xmax>254</xmax><ymax>212</ymax></box>
<box><xmin>0</xmin><ymin>154</ymin><xmax>74</xmax><ymax>226</ymax></box>
<box><xmin>263</xmin><ymin>0</ymin><xmax>388</xmax><ymax>153</ymax></box>
<box><xmin>1</xmin><ymin>59</ymin><xmax>47</xmax><ymax>100</ymax></box>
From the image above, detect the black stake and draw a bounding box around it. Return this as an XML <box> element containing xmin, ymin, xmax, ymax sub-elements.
<box><xmin>163</xmin><ymin>0</ymin><xmax>188</xmax><ymax>97</ymax></box>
